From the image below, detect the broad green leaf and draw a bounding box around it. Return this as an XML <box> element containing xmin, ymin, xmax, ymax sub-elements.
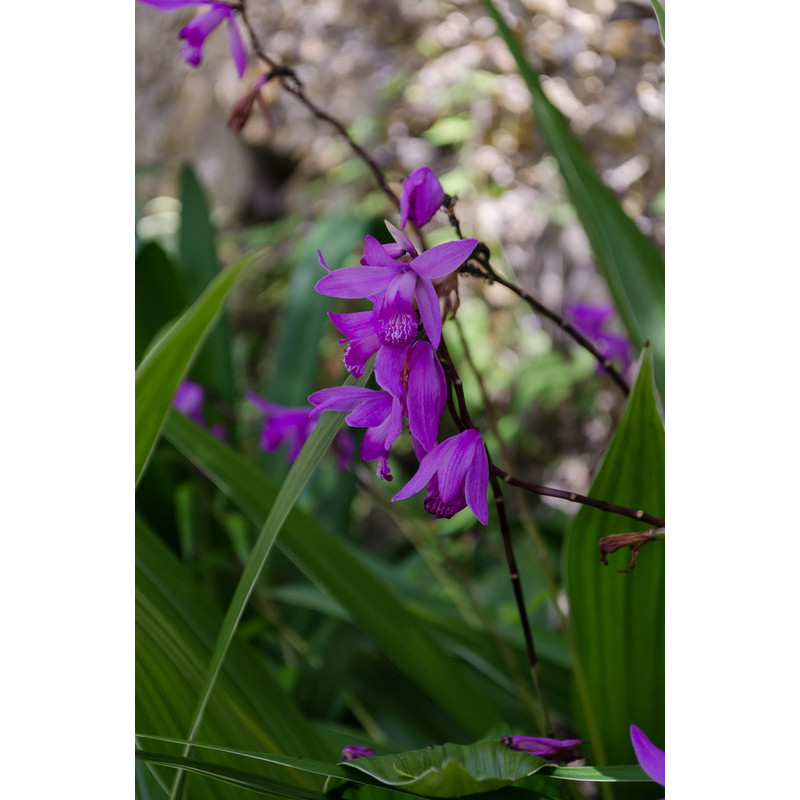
<box><xmin>650</xmin><ymin>1</ymin><xmax>665</xmax><ymax>42</ymax></box>
<box><xmin>343</xmin><ymin>742</ymin><xmax>548</xmax><ymax>797</ymax></box>
<box><xmin>481</xmin><ymin>0</ymin><xmax>665</xmax><ymax>396</ymax></box>
<box><xmin>135</xmin><ymin>251</ymin><xmax>255</xmax><ymax>486</ymax></box>
<box><xmin>136</xmin><ymin>517</ymin><xmax>329</xmax><ymax>799</ymax></box>
<box><xmin>164</xmin><ymin>411</ymin><xmax>502</xmax><ymax>738</ymax></box>
<box><xmin>562</xmin><ymin>347</ymin><xmax>664</xmax><ymax>797</ymax></box>
<box><xmin>178</xmin><ymin>165</ymin><xmax>237</xmax><ymax>408</ymax></box>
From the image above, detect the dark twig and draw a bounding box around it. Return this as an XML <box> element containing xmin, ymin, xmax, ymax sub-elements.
<box><xmin>490</xmin><ymin>464</ymin><xmax>666</xmax><ymax>528</ymax></box>
<box><xmin>445</xmin><ymin>198</ymin><xmax>630</xmax><ymax>396</ymax></box>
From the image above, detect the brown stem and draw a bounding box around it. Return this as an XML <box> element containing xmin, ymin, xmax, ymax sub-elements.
<box><xmin>490</xmin><ymin>464</ymin><xmax>665</xmax><ymax>528</ymax></box>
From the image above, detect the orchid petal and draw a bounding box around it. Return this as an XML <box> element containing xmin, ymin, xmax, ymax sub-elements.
<box><xmin>308</xmin><ymin>386</ymin><xmax>381</xmax><ymax>416</ymax></box>
<box><xmin>630</xmin><ymin>725</ymin><xmax>665</xmax><ymax>787</ymax></box>
<box><xmin>384</xmin><ymin>220</ymin><xmax>419</xmax><ymax>258</ymax></box>
<box><xmin>410</xmin><ymin>238</ymin><xmax>478</xmax><ymax>280</ymax></box>
<box><xmin>399</xmin><ymin>167</ymin><xmax>445</xmax><ymax>228</ymax></box>
<box><xmin>414</xmin><ymin>275</ymin><xmax>443</xmax><ymax>349</ymax></box>
<box><xmin>374</xmin><ymin>341</ymin><xmax>412</xmax><ymax>397</ymax></box>
<box><xmin>362</xmin><ymin>235</ymin><xmax>402</xmax><ymax>267</ymax></box>
<box><xmin>328</xmin><ymin>310</ymin><xmax>376</xmax><ymax>339</ymax></box>
<box><xmin>406</xmin><ymin>341</ymin><xmax>445</xmax><ymax>451</ymax></box>
<box><xmin>345</xmin><ymin>393</ymin><xmax>393</xmax><ymax>428</ymax></box>
<box><xmin>391</xmin><ymin>445</ymin><xmax>443</xmax><ymax>501</ymax></box>
<box><xmin>138</xmin><ymin>0</ymin><xmax>206</xmax><ymax>10</ymax></box>
<box><xmin>315</xmin><ymin>265</ymin><xmax>398</xmax><ymax>298</ymax></box>
<box><xmin>226</xmin><ymin>15</ymin><xmax>247</xmax><ymax>77</ymax></box>
<box><xmin>464</xmin><ymin>437</ymin><xmax>490</xmax><ymax>525</ymax></box>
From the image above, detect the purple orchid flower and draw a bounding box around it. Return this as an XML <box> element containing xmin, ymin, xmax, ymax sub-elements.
<box><xmin>630</xmin><ymin>724</ymin><xmax>665</xmax><ymax>796</ymax></box>
<box><xmin>138</xmin><ymin>1</ymin><xmax>247</xmax><ymax>78</ymax></box>
<box><xmin>173</xmin><ymin>381</ymin><xmax>206</xmax><ymax>426</ymax></box>
<box><xmin>247</xmin><ymin>392</ymin><xmax>354</xmax><ymax>469</ymax></box>
<box><xmin>392</xmin><ymin>428</ymin><xmax>489</xmax><ymax>524</ymax></box>
<box><xmin>341</xmin><ymin>745</ymin><xmax>375</xmax><ymax>761</ymax></box>
<box><xmin>564</xmin><ymin>302</ymin><xmax>634</xmax><ymax>375</ymax></box>
<box><xmin>247</xmin><ymin>393</ymin><xmax>315</xmax><ymax>462</ymax></box>
<box><xmin>502</xmin><ymin>736</ymin><xmax>583</xmax><ymax>764</ymax></box>
<box><xmin>308</xmin><ymin>386</ymin><xmax>403</xmax><ymax>481</ymax></box>
<box><xmin>315</xmin><ymin>225</ymin><xmax>477</xmax><ymax>351</ymax></box>
<box><xmin>400</xmin><ymin>167</ymin><xmax>446</xmax><ymax>229</ymax></box>
<box><xmin>328</xmin><ymin>309</ymin><xmax>381</xmax><ymax>379</ymax></box>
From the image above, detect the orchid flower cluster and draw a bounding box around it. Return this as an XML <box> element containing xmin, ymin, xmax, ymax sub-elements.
<box><xmin>305</xmin><ymin>169</ymin><xmax>492</xmax><ymax>525</ymax></box>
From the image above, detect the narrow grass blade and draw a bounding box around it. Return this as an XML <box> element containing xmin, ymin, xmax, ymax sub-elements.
<box><xmin>650</xmin><ymin>1</ymin><xmax>665</xmax><ymax>41</ymax></box>
<box><xmin>164</xmin><ymin>411</ymin><xmax>502</xmax><ymax>737</ymax></box>
<box><xmin>135</xmin><ymin>251</ymin><xmax>256</xmax><ymax>486</ymax></box>
<box><xmin>481</xmin><ymin>0</ymin><xmax>665</xmax><ymax>396</ymax></box>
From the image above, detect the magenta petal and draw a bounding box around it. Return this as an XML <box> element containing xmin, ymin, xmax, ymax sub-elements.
<box><xmin>384</xmin><ymin>220</ymin><xmax>418</xmax><ymax>258</ymax></box>
<box><xmin>308</xmin><ymin>386</ymin><xmax>380</xmax><ymax>416</ymax></box>
<box><xmin>414</xmin><ymin>275</ymin><xmax>443</xmax><ymax>349</ymax></box>
<box><xmin>329</xmin><ymin>310</ymin><xmax>376</xmax><ymax>339</ymax></box>
<box><xmin>400</xmin><ymin>167</ymin><xmax>445</xmax><ymax>228</ymax></box>
<box><xmin>464</xmin><ymin>437</ymin><xmax>490</xmax><ymax>525</ymax></box>
<box><xmin>410</xmin><ymin>238</ymin><xmax>478</xmax><ymax>280</ymax></box>
<box><xmin>391</xmin><ymin>446</ymin><xmax>442</xmax><ymax>501</ymax></box>
<box><xmin>138</xmin><ymin>0</ymin><xmax>205</xmax><ymax>10</ymax></box>
<box><xmin>374</xmin><ymin>341</ymin><xmax>412</xmax><ymax>397</ymax></box>
<box><xmin>433</xmin><ymin>434</ymin><xmax>470</xmax><ymax>503</ymax></box>
<box><xmin>362</xmin><ymin>235</ymin><xmax>402</xmax><ymax>267</ymax></box>
<box><xmin>406</xmin><ymin>341</ymin><xmax>445</xmax><ymax>452</ymax></box>
<box><xmin>630</xmin><ymin>725</ymin><xmax>665</xmax><ymax>787</ymax></box>
<box><xmin>226</xmin><ymin>16</ymin><xmax>247</xmax><ymax>77</ymax></box>
<box><xmin>345</xmin><ymin>393</ymin><xmax>393</xmax><ymax>427</ymax></box>
<box><xmin>315</xmin><ymin>266</ymin><xmax>398</xmax><ymax>298</ymax></box>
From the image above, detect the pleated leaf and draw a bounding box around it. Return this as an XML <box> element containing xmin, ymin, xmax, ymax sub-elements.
<box><xmin>135</xmin><ymin>251</ymin><xmax>256</xmax><ymax>486</ymax></box>
<box><xmin>562</xmin><ymin>347</ymin><xmax>664</xmax><ymax>794</ymax></box>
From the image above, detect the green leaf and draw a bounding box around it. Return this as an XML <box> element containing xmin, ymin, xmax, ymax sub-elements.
<box><xmin>343</xmin><ymin>742</ymin><xmax>548</xmax><ymax>797</ymax></box>
<box><xmin>562</xmin><ymin>347</ymin><xmax>664</xmax><ymax>790</ymax></box>
<box><xmin>650</xmin><ymin>1</ymin><xmax>665</xmax><ymax>42</ymax></box>
<box><xmin>136</xmin><ymin>516</ymin><xmax>329</xmax><ymax>799</ymax></box>
<box><xmin>164</xmin><ymin>412</ymin><xmax>502</xmax><ymax>738</ymax></box>
<box><xmin>135</xmin><ymin>751</ymin><xmax>332</xmax><ymax>800</ymax></box>
<box><xmin>480</xmin><ymin>0</ymin><xmax>665</xmax><ymax>397</ymax></box>
<box><xmin>135</xmin><ymin>251</ymin><xmax>255</xmax><ymax>486</ymax></box>
<box><xmin>135</xmin><ymin>241</ymin><xmax>187</xmax><ymax>366</ymax></box>
<box><xmin>178</xmin><ymin>165</ymin><xmax>237</xmax><ymax>408</ymax></box>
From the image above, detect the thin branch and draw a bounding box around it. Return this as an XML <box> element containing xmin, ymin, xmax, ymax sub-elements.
<box><xmin>490</xmin><ymin>464</ymin><xmax>666</xmax><ymax>528</ymax></box>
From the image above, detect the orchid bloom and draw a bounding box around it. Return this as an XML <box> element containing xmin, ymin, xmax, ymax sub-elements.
<box><xmin>630</xmin><ymin>724</ymin><xmax>665</xmax><ymax>797</ymax></box>
<box><xmin>564</xmin><ymin>302</ymin><xmax>634</xmax><ymax>374</ymax></box>
<box><xmin>404</xmin><ymin>340</ymin><xmax>446</xmax><ymax>453</ymax></box>
<box><xmin>341</xmin><ymin>745</ymin><xmax>375</xmax><ymax>761</ymax></box>
<box><xmin>308</xmin><ymin>386</ymin><xmax>403</xmax><ymax>481</ymax></box>
<box><xmin>138</xmin><ymin>1</ymin><xmax>247</xmax><ymax>77</ymax></box>
<box><xmin>392</xmin><ymin>428</ymin><xmax>489</xmax><ymax>524</ymax></box>
<box><xmin>400</xmin><ymin>167</ymin><xmax>446</xmax><ymax>229</ymax></box>
<box><xmin>173</xmin><ymin>381</ymin><xmax>206</xmax><ymax>426</ymax></box>
<box><xmin>315</xmin><ymin>223</ymin><xmax>477</xmax><ymax>351</ymax></box>
<box><xmin>502</xmin><ymin>736</ymin><xmax>583</xmax><ymax>764</ymax></box>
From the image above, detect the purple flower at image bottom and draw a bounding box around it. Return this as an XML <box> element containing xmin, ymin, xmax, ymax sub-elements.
<box><xmin>400</xmin><ymin>167</ymin><xmax>446</xmax><ymax>229</ymax></box>
<box><xmin>137</xmin><ymin>0</ymin><xmax>247</xmax><ymax>77</ymax></box>
<box><xmin>392</xmin><ymin>428</ymin><xmax>489</xmax><ymax>525</ymax></box>
<box><xmin>341</xmin><ymin>745</ymin><xmax>375</xmax><ymax>761</ymax></box>
<box><xmin>630</xmin><ymin>724</ymin><xmax>665</xmax><ymax>796</ymax></box>
<box><xmin>502</xmin><ymin>736</ymin><xmax>583</xmax><ymax>764</ymax></box>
